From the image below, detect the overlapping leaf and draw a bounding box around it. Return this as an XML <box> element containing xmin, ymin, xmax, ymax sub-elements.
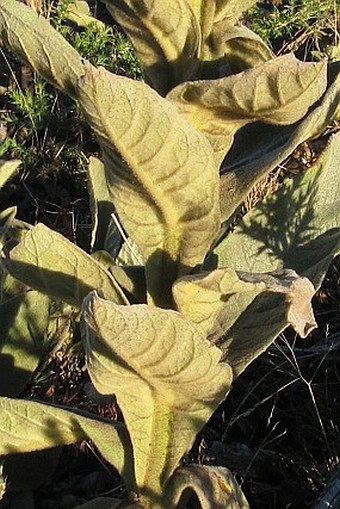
<box><xmin>219</xmin><ymin>61</ymin><xmax>340</xmax><ymax>222</ymax></box>
<box><xmin>77</xmin><ymin>64</ymin><xmax>220</xmax><ymax>306</ymax></box>
<box><xmin>5</xmin><ymin>223</ymin><xmax>128</xmax><ymax>306</ymax></box>
<box><xmin>173</xmin><ymin>268</ymin><xmax>316</xmax><ymax>342</ymax></box>
<box><xmin>0</xmin><ymin>289</ymin><xmax>50</xmax><ymax>396</ymax></box>
<box><xmin>0</xmin><ymin>397</ymin><xmax>135</xmax><ymax>489</ymax></box>
<box><xmin>88</xmin><ymin>156</ymin><xmax>115</xmax><ymax>252</ymax></box>
<box><xmin>168</xmin><ymin>54</ymin><xmax>327</xmax><ymax>165</ymax></box>
<box><xmin>102</xmin><ymin>0</ymin><xmax>200</xmax><ymax>95</ymax></box>
<box><xmin>92</xmin><ymin>250</ymin><xmax>146</xmax><ymax>303</ymax></box>
<box><xmin>0</xmin><ymin>0</ymin><xmax>84</xmax><ymax>98</ymax></box>
<box><xmin>82</xmin><ymin>292</ymin><xmax>232</xmax><ymax>494</ymax></box>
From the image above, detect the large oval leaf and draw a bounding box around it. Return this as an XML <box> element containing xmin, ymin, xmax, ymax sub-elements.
<box><xmin>0</xmin><ymin>0</ymin><xmax>84</xmax><ymax>98</ymax></box>
<box><xmin>102</xmin><ymin>0</ymin><xmax>200</xmax><ymax>95</ymax></box>
<box><xmin>218</xmin><ymin>62</ymin><xmax>340</xmax><ymax>222</ymax></box>
<box><xmin>5</xmin><ymin>224</ymin><xmax>128</xmax><ymax>306</ymax></box>
<box><xmin>168</xmin><ymin>54</ymin><xmax>327</xmax><ymax>166</ymax></box>
<box><xmin>77</xmin><ymin>64</ymin><xmax>220</xmax><ymax>307</ymax></box>
<box><xmin>81</xmin><ymin>292</ymin><xmax>232</xmax><ymax>496</ymax></box>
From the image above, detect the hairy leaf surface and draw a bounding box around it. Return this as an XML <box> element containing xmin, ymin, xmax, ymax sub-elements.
<box><xmin>173</xmin><ymin>268</ymin><xmax>316</xmax><ymax>341</ymax></box>
<box><xmin>0</xmin><ymin>290</ymin><xmax>50</xmax><ymax>396</ymax></box>
<box><xmin>0</xmin><ymin>160</ymin><xmax>21</xmax><ymax>190</ymax></box>
<box><xmin>168</xmin><ymin>54</ymin><xmax>327</xmax><ymax>165</ymax></box>
<box><xmin>82</xmin><ymin>292</ymin><xmax>232</xmax><ymax>493</ymax></box>
<box><xmin>77</xmin><ymin>64</ymin><xmax>220</xmax><ymax>307</ymax></box>
<box><xmin>5</xmin><ymin>224</ymin><xmax>128</xmax><ymax>306</ymax></box>
<box><xmin>102</xmin><ymin>0</ymin><xmax>200</xmax><ymax>95</ymax></box>
<box><xmin>0</xmin><ymin>397</ymin><xmax>135</xmax><ymax>488</ymax></box>
<box><xmin>0</xmin><ymin>0</ymin><xmax>84</xmax><ymax>98</ymax></box>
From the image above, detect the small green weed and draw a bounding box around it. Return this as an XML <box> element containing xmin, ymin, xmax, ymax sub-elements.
<box><xmin>1</xmin><ymin>1</ymin><xmax>143</xmax><ymax>165</ymax></box>
<box><xmin>51</xmin><ymin>0</ymin><xmax>143</xmax><ymax>78</ymax></box>
<box><xmin>7</xmin><ymin>75</ymin><xmax>51</xmax><ymax>131</ymax></box>
<box><xmin>247</xmin><ymin>0</ymin><xmax>339</xmax><ymax>56</ymax></box>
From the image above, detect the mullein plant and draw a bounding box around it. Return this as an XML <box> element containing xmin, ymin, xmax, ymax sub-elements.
<box><xmin>0</xmin><ymin>0</ymin><xmax>339</xmax><ymax>507</ymax></box>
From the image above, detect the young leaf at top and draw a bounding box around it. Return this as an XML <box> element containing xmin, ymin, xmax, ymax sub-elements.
<box><xmin>201</xmin><ymin>22</ymin><xmax>273</xmax><ymax>79</ymax></box>
<box><xmin>82</xmin><ymin>291</ymin><xmax>232</xmax><ymax>499</ymax></box>
<box><xmin>0</xmin><ymin>0</ymin><xmax>84</xmax><ymax>99</ymax></box>
<box><xmin>77</xmin><ymin>64</ymin><xmax>220</xmax><ymax>307</ymax></box>
<box><xmin>5</xmin><ymin>223</ymin><xmax>128</xmax><ymax>307</ymax></box>
<box><xmin>173</xmin><ymin>268</ymin><xmax>316</xmax><ymax>342</ymax></box>
<box><xmin>0</xmin><ymin>397</ymin><xmax>135</xmax><ymax>490</ymax></box>
<box><xmin>102</xmin><ymin>0</ymin><xmax>200</xmax><ymax>95</ymax></box>
<box><xmin>168</xmin><ymin>54</ymin><xmax>327</xmax><ymax>166</ymax></box>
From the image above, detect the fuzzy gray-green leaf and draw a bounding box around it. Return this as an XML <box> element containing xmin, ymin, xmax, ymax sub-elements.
<box><xmin>0</xmin><ymin>160</ymin><xmax>21</xmax><ymax>190</ymax></box>
<box><xmin>5</xmin><ymin>223</ymin><xmax>128</xmax><ymax>306</ymax></box>
<box><xmin>168</xmin><ymin>54</ymin><xmax>327</xmax><ymax>166</ymax></box>
<box><xmin>219</xmin><ymin>61</ymin><xmax>340</xmax><ymax>222</ymax></box>
<box><xmin>173</xmin><ymin>268</ymin><xmax>316</xmax><ymax>341</ymax></box>
<box><xmin>211</xmin><ymin>133</ymin><xmax>340</xmax><ymax>376</ymax></box>
<box><xmin>82</xmin><ymin>291</ymin><xmax>232</xmax><ymax>492</ymax></box>
<box><xmin>0</xmin><ymin>0</ymin><xmax>84</xmax><ymax>98</ymax></box>
<box><xmin>102</xmin><ymin>0</ymin><xmax>200</xmax><ymax>95</ymax></box>
<box><xmin>77</xmin><ymin>64</ymin><xmax>220</xmax><ymax>307</ymax></box>
<box><xmin>167</xmin><ymin>463</ymin><xmax>249</xmax><ymax>508</ymax></box>
<box><xmin>215</xmin><ymin>132</ymin><xmax>340</xmax><ymax>289</ymax></box>
<box><xmin>0</xmin><ymin>397</ymin><xmax>135</xmax><ymax>488</ymax></box>
<box><xmin>0</xmin><ymin>290</ymin><xmax>50</xmax><ymax>396</ymax></box>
